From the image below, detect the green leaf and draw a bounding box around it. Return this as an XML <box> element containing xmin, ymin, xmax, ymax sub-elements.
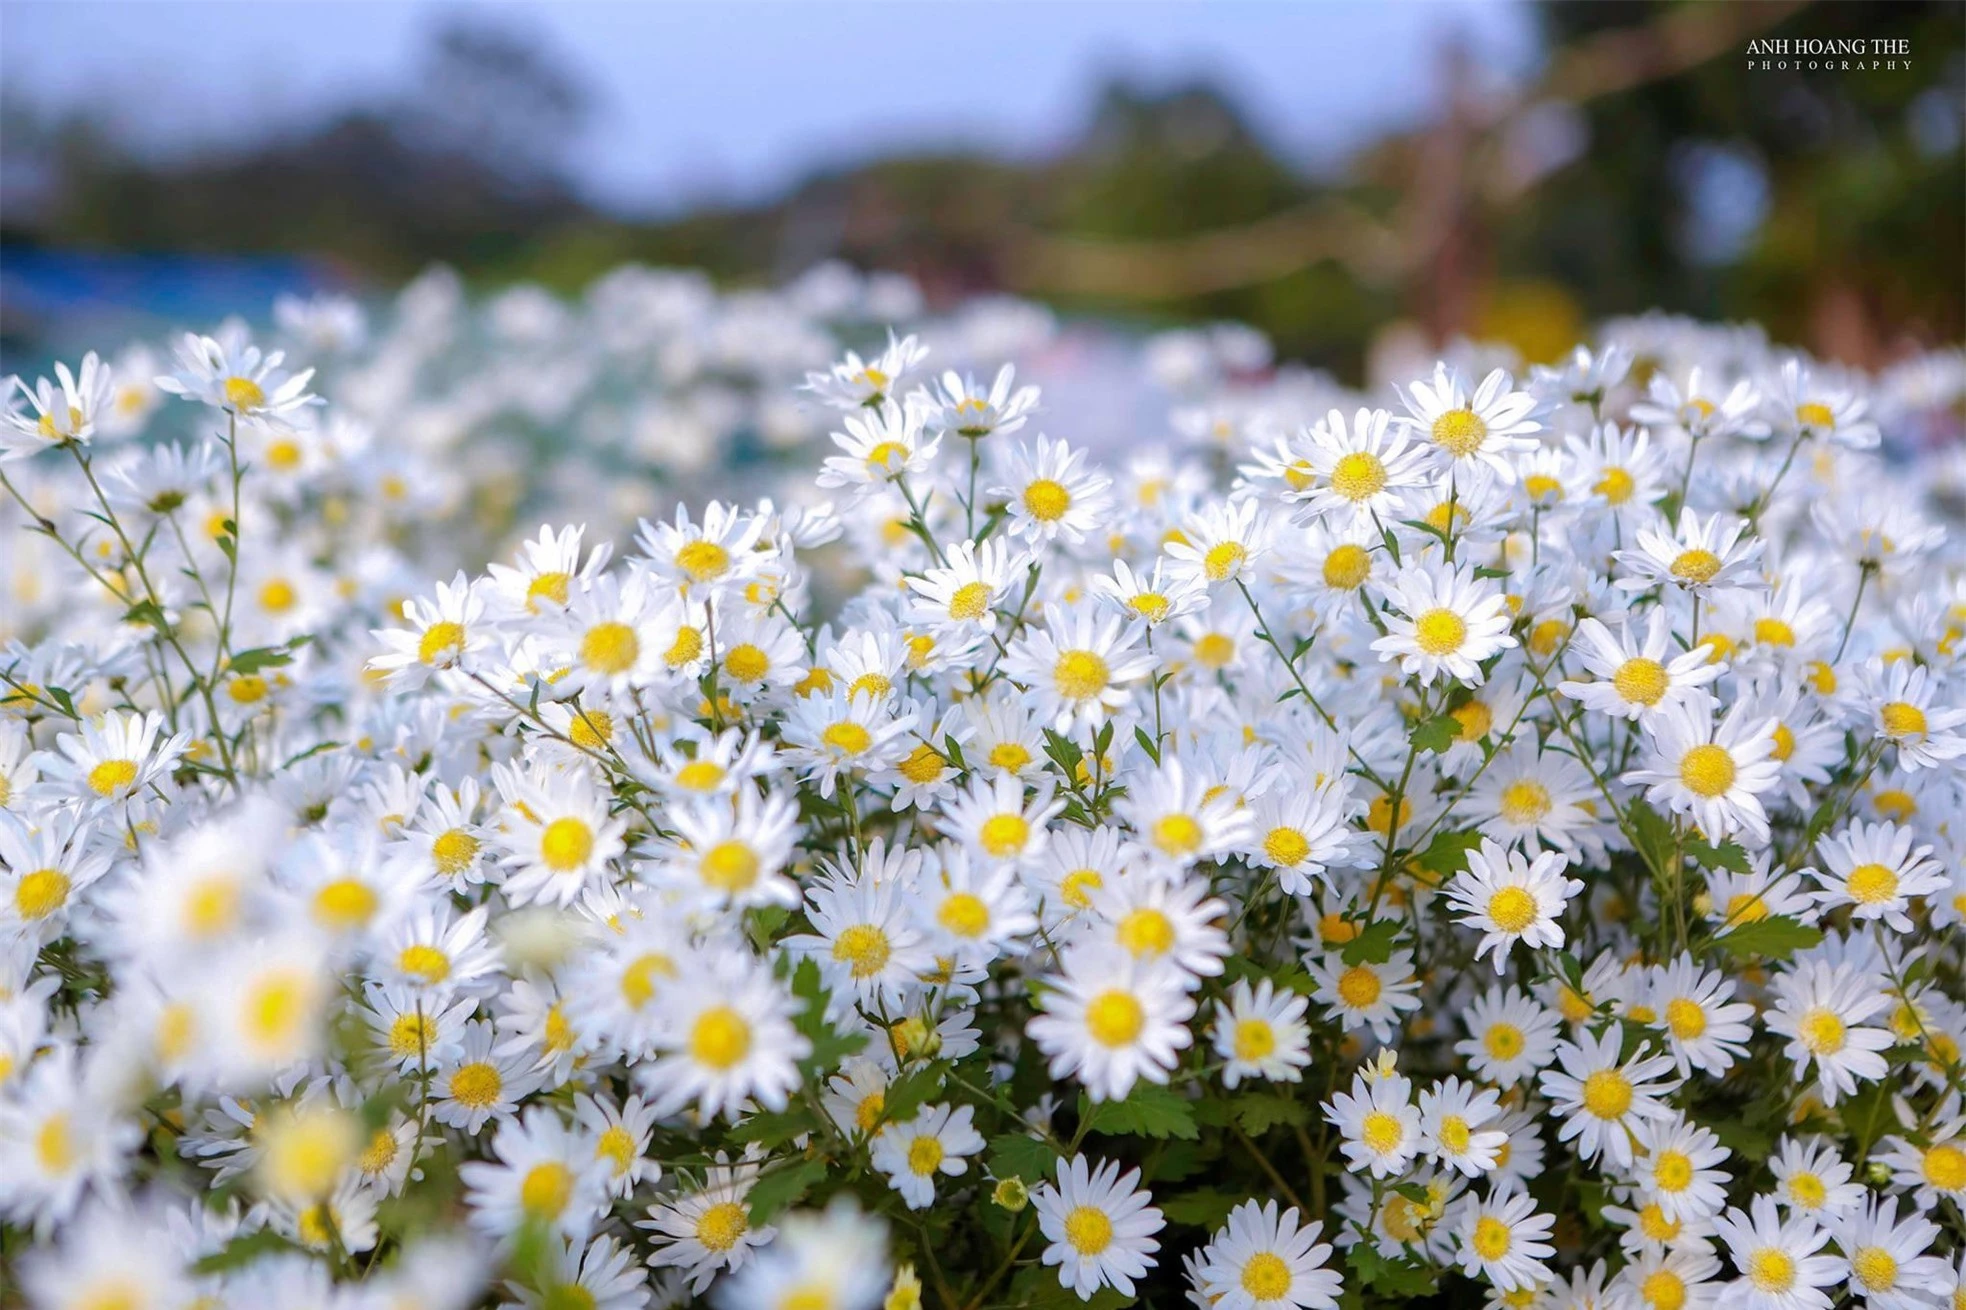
<box><xmin>1686</xmin><ymin>836</ymin><xmax>1751</xmax><ymax>874</ymax></box>
<box><xmin>1232</xmin><ymin>1093</ymin><xmax>1309</xmax><ymax>1135</ymax></box>
<box><xmin>1415</xmin><ymin>829</ymin><xmax>1482</xmax><ymax>878</ymax></box>
<box><xmin>1158</xmin><ymin>1188</ymin><xmax>1243</xmax><ymax>1229</ymax></box>
<box><xmin>1628</xmin><ymin>800</ymin><xmax>1678</xmax><ymax>879</ymax></box>
<box><xmin>1347</xmin><ymin>1243</ymin><xmax>1436</xmax><ymax>1297</ymax></box>
<box><xmin>1080</xmin><ymin>1083</ymin><xmax>1199</xmax><ymax>1140</ymax></box>
<box><xmin>987</xmin><ymin>1132</ymin><xmax>1059</xmax><ymax>1184</ymax></box>
<box><xmin>1838</xmin><ymin>1078</ymin><xmax>1900</xmax><ymax>1157</ymax></box>
<box><xmin>729</xmin><ymin>1103</ymin><xmax>819</xmax><ymax>1147</ymax></box>
<box><xmin>1717</xmin><ymin>915</ymin><xmax>1824</xmax><ymax>963</ymax></box>
<box><xmin>1339</xmin><ymin>919</ymin><xmax>1403</xmax><ymax>966</ymax></box>
<box><xmin>123</xmin><ymin>599</ymin><xmax>172</xmax><ymax>634</ymax></box>
<box><xmin>1134</xmin><ymin>725</ymin><xmax>1162</xmax><ymax>766</ymax></box>
<box><xmin>789</xmin><ymin>959</ymin><xmax>866</xmax><ymax>1073</ymax></box>
<box><xmin>746</xmin><ymin>1157</ymin><xmax>829</xmax><ymax>1224</ymax></box>
<box><xmin>880</xmin><ymin>1063</ymin><xmax>945</xmax><ymax>1127</ymax></box>
<box><xmin>1408</xmin><ymin>715</ymin><xmax>1458</xmax><ymax>755</ymax></box>
<box><xmin>227</xmin><ymin>644</ymin><xmax>296</xmax><ymax>674</ymax></box>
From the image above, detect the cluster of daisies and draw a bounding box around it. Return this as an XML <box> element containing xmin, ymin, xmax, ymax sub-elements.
<box><xmin>3</xmin><ymin>268</ymin><xmax>1966</xmax><ymax>1310</ymax></box>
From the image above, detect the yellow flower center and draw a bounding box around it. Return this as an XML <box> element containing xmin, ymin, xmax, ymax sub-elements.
<box><xmin>1233</xmin><ymin>1018</ymin><xmax>1276</xmax><ymax>1062</ymax></box>
<box><xmin>1330</xmin><ymin>451</ymin><xmax>1388</xmax><ymax>501</ymax></box>
<box><xmin>415</xmin><ymin>620</ymin><xmax>466</xmax><ymax>666</ymax></box>
<box><xmin>1322</xmin><ymin>543</ymin><xmax>1372</xmax><ymax>590</ymax></box>
<box><xmin>1060</xmin><ymin>868</ymin><xmax>1103</xmax><ymax>909</ymax></box>
<box><xmin>1360</xmin><ymin>1110</ymin><xmax>1404</xmax><ymax>1154</ymax></box>
<box><xmin>1053</xmin><ymin>650</ymin><xmax>1109</xmax><ymax>701</ymax></box>
<box><xmin>1241</xmin><ymin>1251</ymin><xmax>1293</xmax><ymax>1300</ymax></box>
<box><xmin>1652</xmin><ymin>1149</ymin><xmax>1693</xmax><ymax>1192</ymax></box>
<box><xmin>701</xmin><ymin>841</ymin><xmax>760</xmax><ymax>893</ymax></box>
<box><xmin>1264</xmin><ymin>826</ymin><xmax>1310</xmax><ymax>867</ymax></box>
<box><xmin>1336</xmin><ymin>966</ymin><xmax>1381</xmax><ymax>1008</ymax></box>
<box><xmin>696</xmin><ymin>1200</ymin><xmax>748</xmax><ymax>1252</ymax></box>
<box><xmin>1845</xmin><ymin>862</ymin><xmax>1898</xmax><ymax>904</ymax></box>
<box><xmin>1064</xmin><ymin>1205</ymin><xmax>1112</xmax><ymax>1254</ymax></box>
<box><xmin>1202</xmin><ymin>541</ymin><xmax>1247</xmax><ymax>582</ymax></box>
<box><xmin>580</xmin><ymin>622</ymin><xmax>640</xmax><ymax>676</ymax></box>
<box><xmin>947</xmin><ymin>581</ymin><xmax>992</xmax><ymax>621</ymax></box>
<box><xmin>938</xmin><ymin>892</ymin><xmax>991</xmax><ymax>938</ymax></box>
<box><xmin>1487</xmin><ymin>886</ymin><xmax>1539</xmax><ymax>934</ymax></box>
<box><xmin>832</xmin><ymin>924</ymin><xmax>892</xmax><ymax>978</ymax></box>
<box><xmin>1525</xmin><ymin>474</ymin><xmax>1563</xmax><ymax>503</ymax></box>
<box><xmin>1669</xmin><ymin>549</ymin><xmax>1723</xmax><ymax>585</ymax></box>
<box><xmin>1484</xmin><ymin>1024</ymin><xmax>1524</xmax><ymax>1060</ymax></box>
<box><xmin>521</xmin><ymin>1161</ymin><xmax>573</xmax><ymax>1217</ymax></box>
<box><xmin>907</xmin><ymin>1135</ymin><xmax>945</xmax><ymax>1176</ymax></box>
<box><xmin>1413</xmin><ymin>608</ymin><xmax>1467</xmax><ymax>656</ymax></box>
<box><xmin>1880</xmin><ymin>701</ymin><xmax>1928</xmax><ymax>741</ymax></box>
<box><xmin>1581</xmin><ymin>1069</ymin><xmax>1633</xmax><ymax>1119</ymax></box>
<box><xmin>1800</xmin><ymin>1008</ymin><xmax>1846</xmax><ymax>1054</ymax></box>
<box><xmin>1641</xmin><ymin>1270</ymin><xmax>1687</xmax><ymax>1310</ymax></box>
<box><xmin>433</xmin><ymin>828</ymin><xmax>479</xmax><ymax>875</ymax></box>
<box><xmin>689</xmin><ymin>1006</ymin><xmax>752</xmax><ymax>1069</ymax></box>
<box><xmin>665</xmin><ymin>625</ymin><xmax>704</xmax><ymax>669</ymax></box>
<box><xmin>1665</xmin><ymin>998</ymin><xmax>1707</xmax><ymax>1039</ymax></box>
<box><xmin>1192</xmin><ymin>632</ymin><xmax>1235</xmax><ymax>668</ymax></box>
<box><xmin>979</xmin><ymin>814</ymin><xmax>1030</xmax><ymax>859</ymax></box>
<box><xmin>311</xmin><ymin>878</ymin><xmax>377</xmax><ymax>930</ymax></box>
<box><xmin>1498</xmin><ymin>780</ymin><xmax>1552</xmax><ymax>826</ymax></box>
<box><xmin>1613</xmin><ymin>658</ymin><xmax>1669</xmax><ymax>706</ymax></box>
<box><xmin>1787</xmin><ymin>1173</ymin><xmax>1826</xmax><ymax>1209</ymax></box>
<box><xmin>1085</xmin><ymin>991</ymin><xmax>1145</xmax><ymax>1046</ymax></box>
<box><xmin>815</xmin><ymin>719</ymin><xmax>872</xmax><ymax>758</ymax></box>
<box><xmin>526</xmin><ymin>571</ymin><xmax>571</xmax><ymax>611</ymax></box>
<box><xmin>1431</xmin><ymin>408</ymin><xmax>1488</xmax><ymax>457</ymax></box>
<box><xmin>540</xmin><ymin>817</ymin><xmax>594</xmax><ymax>872</ymax></box>
<box><xmin>1595</xmin><ymin>467</ymin><xmax>1636</xmax><ymax>505</ymax></box>
<box><xmin>1923</xmin><ymin>1144</ymin><xmax>1966</xmax><ymax>1190</ymax></box>
<box><xmin>88</xmin><ymin>758</ymin><xmax>139</xmax><ymax>797</ymax></box>
<box><xmin>223</xmin><ymin>376</ymin><xmax>266</xmax><ymax>410</ymax></box>
<box><xmin>723</xmin><ymin>644</ymin><xmax>770</xmax><ymax>684</ymax></box>
<box><xmin>1755</xmin><ymin>617</ymin><xmax>1796</xmax><ymax>647</ymax></box>
<box><xmin>1795</xmin><ymin>402</ymin><xmax>1835</xmax><ymax>429</ymax></box>
<box><xmin>1152</xmin><ymin>813</ymin><xmax>1203</xmax><ymax>858</ymax></box>
<box><xmin>398</xmin><ymin>944</ymin><xmax>450</xmax><ymax>985</ymax></box>
<box><xmin>1116</xmin><ymin>907</ymin><xmax>1176</xmax><ymax>957</ymax></box>
<box><xmin>1851</xmin><ymin>1248</ymin><xmax>1896</xmax><ymax>1292</ymax></box>
<box><xmin>450</xmin><ymin>1062</ymin><xmax>502</xmax><ymax>1108</ymax></box>
<box><xmin>1471</xmin><ymin>1216</ymin><xmax>1512</xmax><ymax>1261</ymax></box>
<box><xmin>1747</xmin><ymin>1249</ymin><xmax>1795</xmax><ymax>1293</ymax></box>
<box><xmin>674</xmin><ymin>540</ymin><xmax>730</xmax><ymax>583</ymax></box>
<box><xmin>14</xmin><ymin>869</ymin><xmax>70</xmax><ymax>921</ymax></box>
<box><xmin>1678</xmin><ymin>744</ymin><xmax>1736</xmax><ymax>798</ymax></box>
<box><xmin>1022</xmin><ymin>479</ymin><xmax>1071</xmax><ymax>522</ymax></box>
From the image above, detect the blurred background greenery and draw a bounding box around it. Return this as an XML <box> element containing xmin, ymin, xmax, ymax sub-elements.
<box><xmin>2</xmin><ymin>0</ymin><xmax>1961</xmax><ymax>381</ymax></box>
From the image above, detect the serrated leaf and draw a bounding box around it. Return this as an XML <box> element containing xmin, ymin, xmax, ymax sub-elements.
<box><xmin>1415</xmin><ymin>829</ymin><xmax>1482</xmax><ymax>878</ymax></box>
<box><xmin>1628</xmin><ymin>799</ymin><xmax>1678</xmax><ymax>879</ymax></box>
<box><xmin>987</xmin><ymin>1132</ymin><xmax>1059</xmax><ymax>1184</ymax></box>
<box><xmin>879</xmin><ymin>1063</ymin><xmax>944</xmax><ymax>1127</ymax></box>
<box><xmin>1347</xmin><ymin>1243</ymin><xmax>1435</xmax><ymax>1296</ymax></box>
<box><xmin>1080</xmin><ymin>1083</ymin><xmax>1198</xmax><ymax>1140</ymax></box>
<box><xmin>746</xmin><ymin>1157</ymin><xmax>829</xmax><ymax>1224</ymax></box>
<box><xmin>1686</xmin><ymin>836</ymin><xmax>1751</xmax><ymax>874</ymax></box>
<box><xmin>1158</xmin><ymin>1188</ymin><xmax>1242</xmax><ymax>1229</ymax></box>
<box><xmin>1408</xmin><ymin>715</ymin><xmax>1457</xmax><ymax>754</ymax></box>
<box><xmin>729</xmin><ymin>1103</ymin><xmax>819</xmax><ymax>1147</ymax></box>
<box><xmin>1339</xmin><ymin>919</ymin><xmax>1402</xmax><ymax>966</ymax></box>
<box><xmin>1717</xmin><ymin>915</ymin><xmax>1824</xmax><ymax>963</ymax></box>
<box><xmin>1232</xmin><ymin>1093</ymin><xmax>1309</xmax><ymax>1135</ymax></box>
<box><xmin>227</xmin><ymin>644</ymin><xmax>295</xmax><ymax>674</ymax></box>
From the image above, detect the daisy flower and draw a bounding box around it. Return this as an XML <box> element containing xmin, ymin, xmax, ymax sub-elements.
<box><xmin>782</xmin><ymin>870</ymin><xmax>931</xmax><ymax>1015</ymax></box>
<box><xmin>1397</xmin><ymin>363</ymin><xmax>1542</xmax><ymax>481</ymax></box>
<box><xmin>1306</xmin><ymin>948</ymin><xmax>1422</xmax><ymax>1043</ymax></box>
<box><xmin>992</xmin><ymin>434</ymin><xmax>1112</xmax><ymax>545</ymax></box>
<box><xmin>1615</xmin><ymin>507</ymin><xmax>1764</xmax><ymax>596</ymax></box>
<box><xmin>1874</xmin><ymin>1125</ymin><xmax>1966</xmax><ymax>1211</ymax></box>
<box><xmin>1418</xmin><ymin>1076</ymin><xmax>1508</xmax><ymax>1177</ymax></box>
<box><xmin>47</xmin><ymin>709</ymin><xmax>188</xmax><ymax>810</ymax></box>
<box><xmin>913</xmin><ymin>846</ymin><xmax>1040</xmax><ymax>964</ymax></box>
<box><xmin>1454</xmin><ymin>1186</ymin><xmax>1555</xmax><ymax>1292</ymax></box>
<box><xmin>929</xmin><ymin>362</ymin><xmax>1040</xmax><ymax>440</ymax></box>
<box><xmin>1765</xmin><ymin>960</ymin><xmax>1893</xmax><ymax>1106</ymax></box>
<box><xmin>1370</xmin><ymin>562</ymin><xmax>1516</xmax><ymax>686</ymax></box>
<box><xmin>651</xmin><ymin>787</ymin><xmax>800</xmax><ymax>911</ymax></box>
<box><xmin>1444</xmin><ymin>839</ymin><xmax>1583</xmax><ymax>974</ymax></box>
<box><xmin>458</xmin><ymin>1106</ymin><xmax>609</xmax><ymax>1243</ymax></box>
<box><xmin>637</xmin><ymin>955</ymin><xmax>810</xmax><ymax>1122</ymax></box>
<box><xmin>1027</xmin><ymin>944</ymin><xmax>1196</xmax><ymax>1102</ymax></box>
<box><xmin>640</xmin><ymin>1149</ymin><xmax>776</xmax><ymax>1294</ymax></box>
<box><xmin>2</xmin><ymin>353</ymin><xmax>112</xmax><ymax>458</ymax></box>
<box><xmin>941</xmin><ymin>772</ymin><xmax>1062</xmax><ymax>869</ymax></box>
<box><xmin>1621</xmin><ymin>699</ymin><xmax>1782</xmax><ymax>846</ymax></box>
<box><xmin>1032</xmin><ymin>1154</ymin><xmax>1165</xmax><ymax>1300</ymax></box>
<box><xmin>156</xmin><ymin>331</ymin><xmax>318</xmax><ymax>421</ymax></box>
<box><xmin>1629</xmin><ymin>366</ymin><xmax>1768</xmax><ymax>443</ymax></box>
<box><xmin>1241</xmin><ymin>786</ymin><xmax>1360</xmax><ymax>895</ymax></box>
<box><xmin>1711</xmin><ymin>1195</ymin><xmax>1842</xmax><ymax>1310</ymax></box>
<box><xmin>906</xmin><ymin>536</ymin><xmax>1020</xmax><ymax>632</ymax></box>
<box><xmin>803</xmin><ymin>330</ymin><xmax>929</xmax><ymax>409</ymax></box>
<box><xmin>869</xmin><ymin>1102</ymin><xmax>984</xmax><ymax>1209</ymax></box>
<box><xmin>1811</xmin><ymin>820</ymin><xmax>1946</xmax><ymax>932</ymax></box>
<box><xmin>1557</xmin><ymin>612</ymin><xmax>1723</xmax><ymax>722</ymax></box>
<box><xmin>780</xmin><ymin>687</ymin><xmax>920</xmax><ymax>798</ymax></box>
<box><xmin>1000</xmin><ymin>605</ymin><xmax>1154</xmax><ymax>729</ymax></box>
<box><xmin>493</xmin><ymin>768</ymin><xmax>627</xmax><ymax>908</ymax></box>
<box><xmin>1165</xmin><ymin>498</ymin><xmax>1270</xmax><ymax>588</ymax></box>
<box><xmin>1538</xmin><ymin>1025</ymin><xmax>1680</xmax><ymax>1168</ymax></box>
<box><xmin>1771</xmin><ymin>356</ymin><xmax>1880</xmax><ymax>450</ymax></box>
<box><xmin>1631</xmin><ymin>1114</ymin><xmax>1732</xmax><ymax>1222</ymax></box>
<box><xmin>1858</xmin><ymin>657</ymin><xmax>1966</xmax><ymax>771</ymax></box>
<box><xmin>1828</xmin><ymin>1194</ymin><xmax>1946</xmax><ymax>1310</ymax></box>
<box><xmin>1648</xmin><ymin>954</ymin><xmax>1755</xmax><ymax>1077</ymax></box>
<box><xmin>1211</xmin><ymin>978</ymin><xmax>1311</xmax><ymax>1088</ymax></box>
<box><xmin>1325</xmin><ymin>1066</ymin><xmax>1420</xmax><ymax>1178</ymax></box>
<box><xmin>1300</xmin><ymin>406</ymin><xmax>1432</xmax><ymax>525</ymax></box>
<box><xmin>1089</xmin><ymin>555</ymin><xmax>1208</xmax><ymax>631</ymax></box>
<box><xmin>1455</xmin><ymin>986</ymin><xmax>1562</xmax><ymax>1086</ymax></box>
<box><xmin>712</xmin><ymin>1200</ymin><xmax>890</xmax><ymax>1310</ymax></box>
<box><xmin>1197</xmin><ymin>1199</ymin><xmax>1342</xmax><ymax>1310</ymax></box>
<box><xmin>1768</xmin><ymin>1135</ymin><xmax>1864</xmax><ymax>1220</ymax></box>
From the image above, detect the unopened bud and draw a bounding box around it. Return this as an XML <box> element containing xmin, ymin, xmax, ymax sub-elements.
<box><xmin>993</xmin><ymin>1178</ymin><xmax>1029</xmax><ymax>1211</ymax></box>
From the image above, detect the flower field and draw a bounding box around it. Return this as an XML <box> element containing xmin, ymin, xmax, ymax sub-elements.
<box><xmin>3</xmin><ymin>266</ymin><xmax>1966</xmax><ymax>1310</ymax></box>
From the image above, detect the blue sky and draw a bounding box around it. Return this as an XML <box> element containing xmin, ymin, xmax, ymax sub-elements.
<box><xmin>2</xmin><ymin>0</ymin><xmax>1541</xmax><ymax>214</ymax></box>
